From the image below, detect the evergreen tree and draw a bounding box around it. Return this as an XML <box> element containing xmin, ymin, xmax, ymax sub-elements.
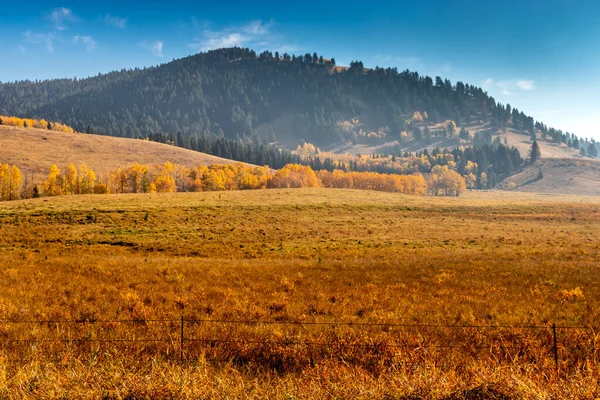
<box><xmin>529</xmin><ymin>141</ymin><xmax>541</xmax><ymax>163</ymax></box>
<box><xmin>588</xmin><ymin>143</ymin><xmax>599</xmax><ymax>158</ymax></box>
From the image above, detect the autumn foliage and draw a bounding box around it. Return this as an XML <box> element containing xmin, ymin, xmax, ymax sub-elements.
<box><xmin>269</xmin><ymin>164</ymin><xmax>321</xmax><ymax>188</ymax></box>
<box><xmin>427</xmin><ymin>165</ymin><xmax>467</xmax><ymax>196</ymax></box>
<box><xmin>0</xmin><ymin>115</ymin><xmax>75</xmax><ymax>133</ymax></box>
<box><xmin>0</xmin><ymin>164</ymin><xmax>22</xmax><ymax>201</ymax></box>
<box><xmin>109</xmin><ymin>162</ymin><xmax>271</xmax><ymax>194</ymax></box>
<box><xmin>318</xmin><ymin>169</ymin><xmax>427</xmax><ymax>195</ymax></box>
<box><xmin>1</xmin><ymin>161</ymin><xmax>467</xmax><ymax>202</ymax></box>
<box><xmin>42</xmin><ymin>164</ymin><xmax>105</xmax><ymax>196</ymax></box>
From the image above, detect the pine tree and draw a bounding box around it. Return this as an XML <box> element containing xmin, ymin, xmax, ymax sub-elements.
<box><xmin>529</xmin><ymin>141</ymin><xmax>541</xmax><ymax>163</ymax></box>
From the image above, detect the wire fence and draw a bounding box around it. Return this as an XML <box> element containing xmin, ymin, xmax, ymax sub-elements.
<box><xmin>1</xmin><ymin>317</ymin><xmax>598</xmax><ymax>372</ymax></box>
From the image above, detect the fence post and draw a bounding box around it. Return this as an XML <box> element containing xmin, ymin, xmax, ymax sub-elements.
<box><xmin>552</xmin><ymin>323</ymin><xmax>558</xmax><ymax>372</ymax></box>
<box><xmin>181</xmin><ymin>314</ymin><xmax>184</xmax><ymax>364</ymax></box>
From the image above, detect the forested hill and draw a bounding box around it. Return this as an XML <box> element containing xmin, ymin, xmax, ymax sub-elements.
<box><xmin>0</xmin><ymin>47</ymin><xmax>595</xmax><ymax>154</ymax></box>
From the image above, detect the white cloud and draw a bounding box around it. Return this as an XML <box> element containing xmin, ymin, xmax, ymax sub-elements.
<box><xmin>19</xmin><ymin>45</ymin><xmax>26</xmax><ymax>54</ymax></box>
<box><xmin>199</xmin><ymin>32</ymin><xmax>247</xmax><ymax>50</ymax></box>
<box><xmin>517</xmin><ymin>79</ymin><xmax>535</xmax><ymax>90</ymax></box>
<box><xmin>104</xmin><ymin>14</ymin><xmax>127</xmax><ymax>29</ymax></box>
<box><xmin>23</xmin><ymin>7</ymin><xmax>82</xmax><ymax>53</ymax></box>
<box><xmin>190</xmin><ymin>20</ymin><xmax>293</xmax><ymax>53</ymax></box>
<box><xmin>73</xmin><ymin>35</ymin><xmax>96</xmax><ymax>52</ymax></box>
<box><xmin>244</xmin><ymin>20</ymin><xmax>271</xmax><ymax>35</ymax></box>
<box><xmin>50</xmin><ymin>7</ymin><xmax>77</xmax><ymax>30</ymax></box>
<box><xmin>497</xmin><ymin>81</ymin><xmax>513</xmax><ymax>96</ymax></box>
<box><xmin>482</xmin><ymin>78</ymin><xmax>515</xmax><ymax>95</ymax></box>
<box><xmin>24</xmin><ymin>30</ymin><xmax>55</xmax><ymax>52</ymax></box>
<box><xmin>140</xmin><ymin>40</ymin><xmax>164</xmax><ymax>57</ymax></box>
<box><xmin>439</xmin><ymin>63</ymin><xmax>452</xmax><ymax>73</ymax></box>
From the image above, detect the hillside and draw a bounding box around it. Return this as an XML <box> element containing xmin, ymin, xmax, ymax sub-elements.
<box><xmin>0</xmin><ymin>125</ymin><xmax>240</xmax><ymax>178</ymax></box>
<box><xmin>499</xmin><ymin>158</ymin><xmax>600</xmax><ymax>196</ymax></box>
<box><xmin>2</xmin><ymin>47</ymin><xmax>596</xmax><ymax>160</ymax></box>
<box><xmin>499</xmin><ymin>130</ymin><xmax>581</xmax><ymax>159</ymax></box>
<box><xmin>324</xmin><ymin>125</ymin><xmax>584</xmax><ymax>160</ymax></box>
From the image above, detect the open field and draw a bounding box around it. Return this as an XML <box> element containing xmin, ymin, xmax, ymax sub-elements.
<box><xmin>1</xmin><ymin>189</ymin><xmax>600</xmax><ymax>398</ymax></box>
<box><xmin>0</xmin><ymin>125</ymin><xmax>239</xmax><ymax>179</ymax></box>
<box><xmin>499</xmin><ymin>158</ymin><xmax>600</xmax><ymax>196</ymax></box>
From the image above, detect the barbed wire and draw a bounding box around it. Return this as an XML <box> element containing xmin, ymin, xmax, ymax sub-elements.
<box><xmin>1</xmin><ymin>317</ymin><xmax>596</xmax><ymax>330</ymax></box>
<box><xmin>0</xmin><ymin>336</ymin><xmax>549</xmax><ymax>349</ymax></box>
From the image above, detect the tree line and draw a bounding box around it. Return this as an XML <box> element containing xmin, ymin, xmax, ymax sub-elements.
<box><xmin>144</xmin><ymin>132</ymin><xmax>522</xmax><ymax>190</ymax></box>
<box><xmin>145</xmin><ymin>132</ymin><xmax>302</xmax><ymax>170</ymax></box>
<box><xmin>298</xmin><ymin>142</ymin><xmax>523</xmax><ymax>190</ymax></box>
<box><xmin>0</xmin><ymin>161</ymin><xmax>470</xmax><ymax>202</ymax></box>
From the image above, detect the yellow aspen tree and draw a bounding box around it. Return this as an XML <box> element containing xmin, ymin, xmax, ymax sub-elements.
<box><xmin>222</xmin><ymin>165</ymin><xmax>238</xmax><ymax>191</ymax></box>
<box><xmin>268</xmin><ymin>164</ymin><xmax>321</xmax><ymax>188</ymax></box>
<box><xmin>64</xmin><ymin>164</ymin><xmax>78</xmax><ymax>194</ymax></box>
<box><xmin>238</xmin><ymin>168</ymin><xmax>261</xmax><ymax>190</ymax></box>
<box><xmin>126</xmin><ymin>163</ymin><xmax>150</xmax><ymax>193</ymax></box>
<box><xmin>0</xmin><ymin>164</ymin><xmax>10</xmax><ymax>201</ymax></box>
<box><xmin>43</xmin><ymin>165</ymin><xmax>62</xmax><ymax>196</ymax></box>
<box><xmin>109</xmin><ymin>168</ymin><xmax>128</xmax><ymax>194</ymax></box>
<box><xmin>186</xmin><ymin>167</ymin><xmax>204</xmax><ymax>192</ymax></box>
<box><xmin>465</xmin><ymin>173</ymin><xmax>477</xmax><ymax>189</ymax></box>
<box><xmin>153</xmin><ymin>161</ymin><xmax>176</xmax><ymax>192</ymax></box>
<box><xmin>428</xmin><ymin>165</ymin><xmax>445</xmax><ymax>196</ymax></box>
<box><xmin>173</xmin><ymin>164</ymin><xmax>191</xmax><ymax>192</ymax></box>
<box><xmin>465</xmin><ymin>161</ymin><xmax>478</xmax><ymax>175</ymax></box>
<box><xmin>429</xmin><ymin>165</ymin><xmax>466</xmax><ymax>196</ymax></box>
<box><xmin>445</xmin><ymin>169</ymin><xmax>467</xmax><ymax>196</ymax></box>
<box><xmin>9</xmin><ymin>166</ymin><xmax>22</xmax><ymax>200</ymax></box>
<box><xmin>408</xmin><ymin>174</ymin><xmax>427</xmax><ymax>195</ymax></box>
<box><xmin>78</xmin><ymin>164</ymin><xmax>96</xmax><ymax>194</ymax></box>
<box><xmin>202</xmin><ymin>168</ymin><xmax>226</xmax><ymax>191</ymax></box>
<box><xmin>295</xmin><ymin>143</ymin><xmax>319</xmax><ymax>158</ymax></box>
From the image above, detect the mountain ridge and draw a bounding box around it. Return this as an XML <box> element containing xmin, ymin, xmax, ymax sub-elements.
<box><xmin>1</xmin><ymin>47</ymin><xmax>596</xmax><ymax>160</ymax></box>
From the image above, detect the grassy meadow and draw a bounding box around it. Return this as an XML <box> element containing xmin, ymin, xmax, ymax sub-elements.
<box><xmin>1</xmin><ymin>189</ymin><xmax>599</xmax><ymax>399</ymax></box>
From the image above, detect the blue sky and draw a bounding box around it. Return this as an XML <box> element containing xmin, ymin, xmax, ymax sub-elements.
<box><xmin>1</xmin><ymin>0</ymin><xmax>599</xmax><ymax>140</ymax></box>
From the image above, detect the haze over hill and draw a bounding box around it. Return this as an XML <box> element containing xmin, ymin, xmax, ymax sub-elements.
<box><xmin>1</xmin><ymin>48</ymin><xmax>598</xmax><ymax>161</ymax></box>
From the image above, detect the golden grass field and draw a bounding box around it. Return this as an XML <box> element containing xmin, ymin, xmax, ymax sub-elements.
<box><xmin>1</xmin><ymin>189</ymin><xmax>599</xmax><ymax>399</ymax></box>
<box><xmin>0</xmin><ymin>125</ymin><xmax>239</xmax><ymax>179</ymax></box>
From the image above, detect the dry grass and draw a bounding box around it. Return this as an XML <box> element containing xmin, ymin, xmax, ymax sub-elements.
<box><xmin>498</xmin><ymin>158</ymin><xmax>600</xmax><ymax>196</ymax></box>
<box><xmin>500</xmin><ymin>130</ymin><xmax>580</xmax><ymax>160</ymax></box>
<box><xmin>1</xmin><ymin>189</ymin><xmax>600</xmax><ymax>398</ymax></box>
<box><xmin>0</xmin><ymin>125</ymin><xmax>239</xmax><ymax>179</ymax></box>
